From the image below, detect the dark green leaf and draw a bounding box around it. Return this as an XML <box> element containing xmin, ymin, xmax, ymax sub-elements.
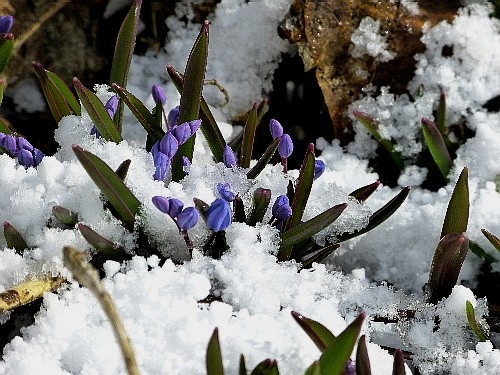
<box><xmin>194</xmin><ymin>197</ymin><xmax>210</xmax><ymax>222</ymax></box>
<box><xmin>353</xmin><ymin>111</ymin><xmax>403</xmax><ymax>170</ymax></box>
<box><xmin>240</xmin><ymin>103</ymin><xmax>258</xmax><ymax>168</ymax></box>
<box><xmin>0</xmin><ymin>33</ymin><xmax>14</xmax><ymax>75</ymax></box>
<box><xmin>3</xmin><ymin>221</ymin><xmax>29</xmax><ymax>254</ymax></box>
<box><xmin>246</xmin><ymin>138</ymin><xmax>280</xmax><ymax>180</ymax></box>
<box><xmin>72</xmin><ymin>145</ymin><xmax>140</xmax><ymax>229</ymax></box>
<box><xmin>441</xmin><ymin>167</ymin><xmax>469</xmax><ymax>239</ymax></box>
<box><xmin>78</xmin><ymin>223</ymin><xmax>129</xmax><ymax>259</ymax></box>
<box><xmin>250</xmin><ymin>359</ymin><xmax>279</xmax><ymax>375</ymax></box>
<box><xmin>422</xmin><ymin>118</ymin><xmax>453</xmax><ymax>180</ymax></box>
<box><xmin>318</xmin><ymin>313</ymin><xmax>365</xmax><ymax>375</ymax></box>
<box><xmin>350</xmin><ymin>181</ymin><xmax>381</xmax><ymax>202</ymax></box>
<box><xmin>356</xmin><ymin>335</ymin><xmax>372</xmax><ymax>375</ymax></box>
<box><xmin>482</xmin><ymin>229</ymin><xmax>500</xmax><ymax>252</ymax></box>
<box><xmin>206</xmin><ymin>328</ymin><xmax>225</xmax><ymax>375</ymax></box>
<box><xmin>167</xmin><ymin>65</ymin><xmax>226</xmax><ymax>162</ymax></box>
<box><xmin>73</xmin><ymin>78</ymin><xmax>123</xmax><ymax>143</ymax></box>
<box><xmin>436</xmin><ymin>89</ymin><xmax>453</xmax><ymax>149</ymax></box>
<box><xmin>172</xmin><ymin>21</ymin><xmax>209</xmax><ymax>181</ymax></box>
<box><xmin>115</xmin><ymin>159</ymin><xmax>131</xmax><ymax>181</ymax></box>
<box><xmin>392</xmin><ymin>350</ymin><xmax>406</xmax><ymax>375</ymax></box>
<box><xmin>229</xmin><ymin>99</ymin><xmax>269</xmax><ymax>153</ymax></box>
<box><xmin>465</xmin><ymin>300</ymin><xmax>488</xmax><ymax>341</ymax></box>
<box><xmin>109</xmin><ymin>0</ymin><xmax>142</xmax><ymax>132</ymax></box>
<box><xmin>304</xmin><ymin>361</ymin><xmax>321</xmax><ymax>375</ymax></box>
<box><xmin>247</xmin><ymin>188</ymin><xmax>271</xmax><ymax>226</ymax></box>
<box><xmin>0</xmin><ymin>116</ymin><xmax>11</xmax><ymax>134</ymax></box>
<box><xmin>52</xmin><ymin>205</ymin><xmax>79</xmax><ymax>227</ymax></box>
<box><xmin>338</xmin><ymin>187</ymin><xmax>411</xmax><ymax>242</ymax></box>
<box><xmin>468</xmin><ymin>239</ymin><xmax>496</xmax><ymax>264</ymax></box>
<box><xmin>428</xmin><ymin>233</ymin><xmax>469</xmax><ymax>304</ymax></box>
<box><xmin>233</xmin><ymin>195</ymin><xmax>246</xmax><ymax>223</ymax></box>
<box><xmin>112</xmin><ymin>83</ymin><xmax>164</xmax><ymax>142</ymax></box>
<box><xmin>291</xmin><ymin>311</ymin><xmax>336</xmax><ymax>352</ymax></box>
<box><xmin>239</xmin><ymin>354</ymin><xmax>248</xmax><ymax>375</ymax></box>
<box><xmin>300</xmin><ymin>243</ymin><xmax>340</xmax><ymax>269</ymax></box>
<box><xmin>0</xmin><ymin>77</ymin><xmax>6</xmax><ymax>107</ymax></box>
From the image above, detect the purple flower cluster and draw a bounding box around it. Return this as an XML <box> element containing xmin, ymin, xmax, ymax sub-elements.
<box><xmin>152</xmin><ymin>119</ymin><xmax>202</xmax><ymax>181</ymax></box>
<box><xmin>152</xmin><ymin>196</ymin><xmax>199</xmax><ymax>230</ymax></box>
<box><xmin>0</xmin><ymin>133</ymin><xmax>44</xmax><ymax>168</ymax></box>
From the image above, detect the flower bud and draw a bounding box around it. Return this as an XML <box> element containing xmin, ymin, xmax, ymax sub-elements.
<box><xmin>151</xmin><ymin>84</ymin><xmax>167</xmax><ymax>105</ymax></box>
<box><xmin>105</xmin><ymin>95</ymin><xmax>119</xmax><ymax>119</ymax></box>
<box><xmin>153</xmin><ymin>151</ymin><xmax>169</xmax><ymax>181</ymax></box>
<box><xmin>17</xmin><ymin>137</ymin><xmax>33</xmax><ymax>151</ymax></box>
<box><xmin>0</xmin><ymin>134</ymin><xmax>18</xmax><ymax>156</ymax></box>
<box><xmin>172</xmin><ymin>122</ymin><xmax>191</xmax><ymax>145</ymax></box>
<box><xmin>207</xmin><ymin>198</ymin><xmax>232</xmax><ymax>232</ymax></box>
<box><xmin>152</xmin><ymin>196</ymin><xmax>170</xmax><ymax>214</ymax></box>
<box><xmin>274</xmin><ymin>203</ymin><xmax>292</xmax><ymax>221</ymax></box>
<box><xmin>167</xmin><ymin>106</ymin><xmax>180</xmax><ymax>128</ymax></box>
<box><xmin>269</xmin><ymin>119</ymin><xmax>283</xmax><ymax>139</ymax></box>
<box><xmin>166</xmin><ymin>198</ymin><xmax>184</xmax><ymax>219</ymax></box>
<box><xmin>159</xmin><ymin>132</ymin><xmax>179</xmax><ymax>159</ymax></box>
<box><xmin>223</xmin><ymin>145</ymin><xmax>237</xmax><ymax>167</ymax></box>
<box><xmin>33</xmin><ymin>149</ymin><xmax>44</xmax><ymax>167</ymax></box>
<box><xmin>314</xmin><ymin>160</ymin><xmax>326</xmax><ymax>180</ymax></box>
<box><xmin>278</xmin><ymin>134</ymin><xmax>293</xmax><ymax>158</ymax></box>
<box><xmin>0</xmin><ymin>16</ymin><xmax>13</xmax><ymax>34</ymax></box>
<box><xmin>17</xmin><ymin>149</ymin><xmax>34</xmax><ymax>168</ymax></box>
<box><xmin>217</xmin><ymin>182</ymin><xmax>235</xmax><ymax>202</ymax></box>
<box><xmin>272</xmin><ymin>195</ymin><xmax>289</xmax><ymax>217</ymax></box>
<box><xmin>188</xmin><ymin>119</ymin><xmax>202</xmax><ymax>134</ymax></box>
<box><xmin>177</xmin><ymin>207</ymin><xmax>199</xmax><ymax>230</ymax></box>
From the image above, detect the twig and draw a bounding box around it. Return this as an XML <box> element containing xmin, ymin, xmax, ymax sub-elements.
<box><xmin>63</xmin><ymin>246</ymin><xmax>142</xmax><ymax>375</ymax></box>
<box><xmin>204</xmin><ymin>79</ymin><xmax>229</xmax><ymax>106</ymax></box>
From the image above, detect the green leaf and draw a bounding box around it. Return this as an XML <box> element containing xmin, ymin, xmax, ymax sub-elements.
<box><xmin>280</xmin><ymin>203</ymin><xmax>347</xmax><ymax>251</ymax></box>
<box><xmin>72</xmin><ymin>145</ymin><xmax>140</xmax><ymax>229</ymax></box>
<box><xmin>465</xmin><ymin>300</ymin><xmax>489</xmax><ymax>342</ymax></box>
<box><xmin>109</xmin><ymin>0</ymin><xmax>142</xmax><ymax>133</ymax></box>
<box><xmin>0</xmin><ymin>77</ymin><xmax>6</xmax><ymax>107</ymax></box>
<box><xmin>233</xmin><ymin>195</ymin><xmax>246</xmax><ymax>223</ymax></box>
<box><xmin>482</xmin><ymin>228</ymin><xmax>500</xmax><ymax>252</ymax></box>
<box><xmin>78</xmin><ymin>223</ymin><xmax>129</xmax><ymax>259</ymax></box>
<box><xmin>428</xmin><ymin>233</ymin><xmax>469</xmax><ymax>304</ymax></box>
<box><xmin>172</xmin><ymin>21</ymin><xmax>209</xmax><ymax>181</ymax></box>
<box><xmin>318</xmin><ymin>313</ymin><xmax>365</xmax><ymax>375</ymax></box>
<box><xmin>392</xmin><ymin>350</ymin><xmax>406</xmax><ymax>375</ymax></box>
<box><xmin>291</xmin><ymin>311</ymin><xmax>336</xmax><ymax>352</ymax></box>
<box><xmin>0</xmin><ymin>33</ymin><xmax>14</xmax><ymax>75</ymax></box>
<box><xmin>3</xmin><ymin>221</ymin><xmax>29</xmax><ymax>254</ymax></box>
<box><xmin>304</xmin><ymin>361</ymin><xmax>321</xmax><ymax>375</ymax></box>
<box><xmin>240</xmin><ymin>103</ymin><xmax>259</xmax><ymax>168</ymax></box>
<box><xmin>115</xmin><ymin>159</ymin><xmax>131</xmax><ymax>181</ymax></box>
<box><xmin>422</xmin><ymin>118</ymin><xmax>453</xmax><ymax>180</ymax></box>
<box><xmin>0</xmin><ymin>116</ymin><xmax>11</xmax><ymax>134</ymax></box>
<box><xmin>355</xmin><ymin>335</ymin><xmax>372</xmax><ymax>375</ymax></box>
<box><xmin>246</xmin><ymin>137</ymin><xmax>280</xmax><ymax>180</ymax></box>
<box><xmin>436</xmin><ymin>89</ymin><xmax>453</xmax><ymax>149</ymax></box>
<box><xmin>206</xmin><ymin>328</ymin><xmax>225</xmax><ymax>375</ymax></box>
<box><xmin>349</xmin><ymin>181</ymin><xmax>381</xmax><ymax>202</ymax></box>
<box><xmin>353</xmin><ymin>111</ymin><xmax>404</xmax><ymax>170</ymax></box>
<box><xmin>52</xmin><ymin>205</ymin><xmax>79</xmax><ymax>227</ymax></box>
<box><xmin>73</xmin><ymin>78</ymin><xmax>123</xmax><ymax>143</ymax></box>
<box><xmin>441</xmin><ymin>167</ymin><xmax>469</xmax><ymax>239</ymax></box>
<box><xmin>239</xmin><ymin>354</ymin><xmax>248</xmax><ymax>375</ymax></box>
<box><xmin>337</xmin><ymin>187</ymin><xmax>411</xmax><ymax>242</ymax></box>
<box><xmin>300</xmin><ymin>243</ymin><xmax>340</xmax><ymax>268</ymax></box>
<box><xmin>229</xmin><ymin>99</ymin><xmax>269</xmax><ymax>153</ymax></box>
<box><xmin>247</xmin><ymin>188</ymin><xmax>271</xmax><ymax>226</ymax></box>
<box><xmin>468</xmin><ymin>239</ymin><xmax>496</xmax><ymax>264</ymax></box>
<box><xmin>167</xmin><ymin>65</ymin><xmax>226</xmax><ymax>162</ymax></box>
<box><xmin>112</xmin><ymin>83</ymin><xmax>164</xmax><ymax>143</ymax></box>
<box><xmin>33</xmin><ymin>62</ymin><xmax>80</xmax><ymax>123</ymax></box>
<box><xmin>250</xmin><ymin>359</ymin><xmax>279</xmax><ymax>375</ymax></box>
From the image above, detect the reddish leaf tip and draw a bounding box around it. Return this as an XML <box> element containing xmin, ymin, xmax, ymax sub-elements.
<box><xmin>308</xmin><ymin>143</ymin><xmax>315</xmax><ymax>153</ymax></box>
<box><xmin>202</xmin><ymin>20</ymin><xmax>210</xmax><ymax>32</ymax></box>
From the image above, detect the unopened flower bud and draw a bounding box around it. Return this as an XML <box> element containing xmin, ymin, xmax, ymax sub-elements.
<box><xmin>105</xmin><ymin>95</ymin><xmax>119</xmax><ymax>119</ymax></box>
<box><xmin>278</xmin><ymin>134</ymin><xmax>293</xmax><ymax>158</ymax></box>
<box><xmin>269</xmin><ymin>119</ymin><xmax>283</xmax><ymax>139</ymax></box>
<box><xmin>18</xmin><ymin>149</ymin><xmax>34</xmax><ymax>168</ymax></box>
<box><xmin>0</xmin><ymin>134</ymin><xmax>18</xmax><ymax>156</ymax></box>
<box><xmin>151</xmin><ymin>84</ymin><xmax>167</xmax><ymax>105</ymax></box>
<box><xmin>217</xmin><ymin>182</ymin><xmax>236</xmax><ymax>202</ymax></box>
<box><xmin>159</xmin><ymin>132</ymin><xmax>179</xmax><ymax>159</ymax></box>
<box><xmin>188</xmin><ymin>119</ymin><xmax>202</xmax><ymax>134</ymax></box>
<box><xmin>314</xmin><ymin>160</ymin><xmax>326</xmax><ymax>180</ymax></box>
<box><xmin>152</xmin><ymin>196</ymin><xmax>170</xmax><ymax>214</ymax></box>
<box><xmin>153</xmin><ymin>151</ymin><xmax>169</xmax><ymax>181</ymax></box>
<box><xmin>166</xmin><ymin>198</ymin><xmax>184</xmax><ymax>219</ymax></box>
<box><xmin>167</xmin><ymin>106</ymin><xmax>180</xmax><ymax>128</ymax></box>
<box><xmin>177</xmin><ymin>207</ymin><xmax>199</xmax><ymax>230</ymax></box>
<box><xmin>33</xmin><ymin>148</ymin><xmax>44</xmax><ymax>167</ymax></box>
<box><xmin>207</xmin><ymin>198</ymin><xmax>232</xmax><ymax>232</ymax></box>
<box><xmin>172</xmin><ymin>122</ymin><xmax>191</xmax><ymax>145</ymax></box>
<box><xmin>223</xmin><ymin>145</ymin><xmax>237</xmax><ymax>167</ymax></box>
<box><xmin>272</xmin><ymin>195</ymin><xmax>289</xmax><ymax>217</ymax></box>
<box><xmin>0</xmin><ymin>16</ymin><xmax>13</xmax><ymax>34</ymax></box>
<box><xmin>17</xmin><ymin>137</ymin><xmax>33</xmax><ymax>151</ymax></box>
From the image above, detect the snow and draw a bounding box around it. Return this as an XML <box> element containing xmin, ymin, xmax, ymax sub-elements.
<box><xmin>1</xmin><ymin>0</ymin><xmax>500</xmax><ymax>374</ymax></box>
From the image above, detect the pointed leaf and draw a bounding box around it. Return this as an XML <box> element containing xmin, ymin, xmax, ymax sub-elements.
<box><xmin>112</xmin><ymin>83</ymin><xmax>164</xmax><ymax>142</ymax></box>
<box><xmin>482</xmin><ymin>229</ymin><xmax>500</xmax><ymax>252</ymax></box>
<box><xmin>356</xmin><ymin>335</ymin><xmax>372</xmax><ymax>375</ymax></box>
<box><xmin>240</xmin><ymin>103</ymin><xmax>258</xmax><ymax>168</ymax></box>
<box><xmin>319</xmin><ymin>313</ymin><xmax>365</xmax><ymax>375</ymax></box>
<box><xmin>422</xmin><ymin>118</ymin><xmax>453</xmax><ymax>180</ymax></box>
<box><xmin>239</xmin><ymin>354</ymin><xmax>248</xmax><ymax>375</ymax></box>
<box><xmin>194</xmin><ymin>197</ymin><xmax>210</xmax><ymax>223</ymax></box>
<box><xmin>441</xmin><ymin>167</ymin><xmax>469</xmax><ymax>239</ymax></box>
<box><xmin>392</xmin><ymin>350</ymin><xmax>406</xmax><ymax>375</ymax></box>
<box><xmin>436</xmin><ymin>89</ymin><xmax>447</xmax><ymax>136</ymax></box>
<box><xmin>280</xmin><ymin>203</ymin><xmax>347</xmax><ymax>251</ymax></box>
<box><xmin>337</xmin><ymin>187</ymin><xmax>410</xmax><ymax>242</ymax></box>
<box><xmin>73</xmin><ymin>78</ymin><xmax>123</xmax><ymax>143</ymax></box>
<box><xmin>0</xmin><ymin>78</ymin><xmax>6</xmax><ymax>107</ymax></box>
<box><xmin>428</xmin><ymin>233</ymin><xmax>469</xmax><ymax>304</ymax></box>
<box><xmin>206</xmin><ymin>328</ymin><xmax>225</xmax><ymax>375</ymax></box>
<box><xmin>247</xmin><ymin>188</ymin><xmax>272</xmax><ymax>226</ymax></box>
<box><xmin>78</xmin><ymin>223</ymin><xmax>129</xmax><ymax>259</ymax></box>
<box><xmin>3</xmin><ymin>221</ymin><xmax>29</xmax><ymax>254</ymax></box>
<box><xmin>468</xmin><ymin>239</ymin><xmax>496</xmax><ymax>265</ymax></box>
<box><xmin>250</xmin><ymin>359</ymin><xmax>279</xmax><ymax>375</ymax></box>
<box><xmin>353</xmin><ymin>111</ymin><xmax>403</xmax><ymax>170</ymax></box>
<box><xmin>172</xmin><ymin>21</ymin><xmax>209</xmax><ymax>181</ymax></box>
<box><xmin>109</xmin><ymin>0</ymin><xmax>142</xmax><ymax>132</ymax></box>
<box><xmin>52</xmin><ymin>205</ymin><xmax>79</xmax><ymax>227</ymax></box>
<box><xmin>291</xmin><ymin>311</ymin><xmax>336</xmax><ymax>351</ymax></box>
<box><xmin>229</xmin><ymin>99</ymin><xmax>269</xmax><ymax>153</ymax></box>
<box><xmin>167</xmin><ymin>65</ymin><xmax>225</xmax><ymax>162</ymax></box>
<box><xmin>246</xmin><ymin>137</ymin><xmax>280</xmax><ymax>179</ymax></box>
<box><xmin>115</xmin><ymin>159</ymin><xmax>131</xmax><ymax>181</ymax></box>
<box><xmin>304</xmin><ymin>361</ymin><xmax>321</xmax><ymax>375</ymax></box>
<box><xmin>349</xmin><ymin>181</ymin><xmax>381</xmax><ymax>202</ymax></box>
<box><xmin>72</xmin><ymin>145</ymin><xmax>140</xmax><ymax>229</ymax></box>
<box><xmin>0</xmin><ymin>115</ymin><xmax>11</xmax><ymax>134</ymax></box>
<box><xmin>300</xmin><ymin>243</ymin><xmax>340</xmax><ymax>268</ymax></box>
<box><xmin>0</xmin><ymin>33</ymin><xmax>14</xmax><ymax>75</ymax></box>
<box><xmin>466</xmin><ymin>300</ymin><xmax>489</xmax><ymax>341</ymax></box>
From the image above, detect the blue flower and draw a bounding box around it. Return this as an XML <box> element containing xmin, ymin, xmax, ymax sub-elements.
<box><xmin>223</xmin><ymin>145</ymin><xmax>237</xmax><ymax>168</ymax></box>
<box><xmin>278</xmin><ymin>134</ymin><xmax>293</xmax><ymax>159</ymax></box>
<box><xmin>207</xmin><ymin>198</ymin><xmax>232</xmax><ymax>232</ymax></box>
<box><xmin>153</xmin><ymin>151</ymin><xmax>169</xmax><ymax>181</ymax></box>
<box><xmin>177</xmin><ymin>207</ymin><xmax>199</xmax><ymax>230</ymax></box>
<box><xmin>0</xmin><ymin>134</ymin><xmax>18</xmax><ymax>156</ymax></box>
<box><xmin>159</xmin><ymin>132</ymin><xmax>179</xmax><ymax>159</ymax></box>
<box><xmin>217</xmin><ymin>182</ymin><xmax>236</xmax><ymax>202</ymax></box>
<box><xmin>314</xmin><ymin>160</ymin><xmax>326</xmax><ymax>180</ymax></box>
<box><xmin>151</xmin><ymin>84</ymin><xmax>167</xmax><ymax>105</ymax></box>
<box><xmin>152</xmin><ymin>196</ymin><xmax>184</xmax><ymax>219</ymax></box>
<box><xmin>0</xmin><ymin>16</ymin><xmax>13</xmax><ymax>34</ymax></box>
<box><xmin>167</xmin><ymin>106</ymin><xmax>180</xmax><ymax>128</ymax></box>
<box><xmin>269</xmin><ymin>119</ymin><xmax>283</xmax><ymax>139</ymax></box>
<box><xmin>272</xmin><ymin>195</ymin><xmax>289</xmax><ymax>217</ymax></box>
<box><xmin>152</xmin><ymin>196</ymin><xmax>170</xmax><ymax>214</ymax></box>
<box><xmin>105</xmin><ymin>95</ymin><xmax>119</xmax><ymax>118</ymax></box>
<box><xmin>172</xmin><ymin>122</ymin><xmax>192</xmax><ymax>145</ymax></box>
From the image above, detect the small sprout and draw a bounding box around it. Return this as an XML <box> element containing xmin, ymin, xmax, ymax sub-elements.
<box><xmin>151</xmin><ymin>84</ymin><xmax>167</xmax><ymax>106</ymax></box>
<box><xmin>0</xmin><ymin>16</ymin><xmax>14</xmax><ymax>34</ymax></box>
<box><xmin>217</xmin><ymin>182</ymin><xmax>236</xmax><ymax>202</ymax></box>
<box><xmin>223</xmin><ymin>144</ymin><xmax>237</xmax><ymax>168</ymax></box>
<box><xmin>247</xmin><ymin>188</ymin><xmax>271</xmax><ymax>226</ymax></box>
<box><xmin>465</xmin><ymin>300</ymin><xmax>489</xmax><ymax>342</ymax></box>
<box><xmin>314</xmin><ymin>160</ymin><xmax>326</xmax><ymax>180</ymax></box>
<box><xmin>207</xmin><ymin>198</ymin><xmax>232</xmax><ymax>232</ymax></box>
<box><xmin>269</xmin><ymin>119</ymin><xmax>283</xmax><ymax>139</ymax></box>
<box><xmin>3</xmin><ymin>221</ymin><xmax>29</xmax><ymax>254</ymax></box>
<box><xmin>392</xmin><ymin>350</ymin><xmax>406</xmax><ymax>375</ymax></box>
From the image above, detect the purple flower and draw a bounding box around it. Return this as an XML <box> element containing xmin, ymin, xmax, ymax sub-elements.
<box><xmin>152</xmin><ymin>196</ymin><xmax>170</xmax><ymax>214</ymax></box>
<box><xmin>33</xmin><ymin>149</ymin><xmax>44</xmax><ymax>167</ymax></box>
<box><xmin>0</xmin><ymin>134</ymin><xmax>18</xmax><ymax>156</ymax></box>
<box><xmin>278</xmin><ymin>134</ymin><xmax>293</xmax><ymax>159</ymax></box>
<box><xmin>153</xmin><ymin>151</ymin><xmax>169</xmax><ymax>181</ymax></box>
<box><xmin>105</xmin><ymin>95</ymin><xmax>119</xmax><ymax>119</ymax></box>
<box><xmin>18</xmin><ymin>149</ymin><xmax>34</xmax><ymax>168</ymax></box>
<box><xmin>17</xmin><ymin>137</ymin><xmax>33</xmax><ymax>151</ymax></box>
<box><xmin>274</xmin><ymin>202</ymin><xmax>292</xmax><ymax>221</ymax></box>
<box><xmin>90</xmin><ymin>126</ymin><xmax>101</xmax><ymax>138</ymax></box>
<box><xmin>272</xmin><ymin>195</ymin><xmax>289</xmax><ymax>217</ymax></box>
<box><xmin>166</xmin><ymin>198</ymin><xmax>184</xmax><ymax>219</ymax></box>
<box><xmin>217</xmin><ymin>182</ymin><xmax>236</xmax><ymax>202</ymax></box>
<box><xmin>182</xmin><ymin>156</ymin><xmax>191</xmax><ymax>168</ymax></box>
<box><xmin>223</xmin><ymin>145</ymin><xmax>237</xmax><ymax>168</ymax></box>
<box><xmin>167</xmin><ymin>106</ymin><xmax>180</xmax><ymax>128</ymax></box>
<box><xmin>0</xmin><ymin>16</ymin><xmax>13</xmax><ymax>34</ymax></box>
<box><xmin>151</xmin><ymin>84</ymin><xmax>167</xmax><ymax>105</ymax></box>
<box><xmin>314</xmin><ymin>160</ymin><xmax>326</xmax><ymax>180</ymax></box>
<box><xmin>177</xmin><ymin>207</ymin><xmax>199</xmax><ymax>230</ymax></box>
<box><xmin>269</xmin><ymin>119</ymin><xmax>283</xmax><ymax>139</ymax></box>
<box><xmin>159</xmin><ymin>132</ymin><xmax>179</xmax><ymax>159</ymax></box>
<box><xmin>172</xmin><ymin>122</ymin><xmax>191</xmax><ymax>145</ymax></box>
<box><xmin>188</xmin><ymin>119</ymin><xmax>202</xmax><ymax>134</ymax></box>
<box><xmin>207</xmin><ymin>198</ymin><xmax>232</xmax><ymax>232</ymax></box>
